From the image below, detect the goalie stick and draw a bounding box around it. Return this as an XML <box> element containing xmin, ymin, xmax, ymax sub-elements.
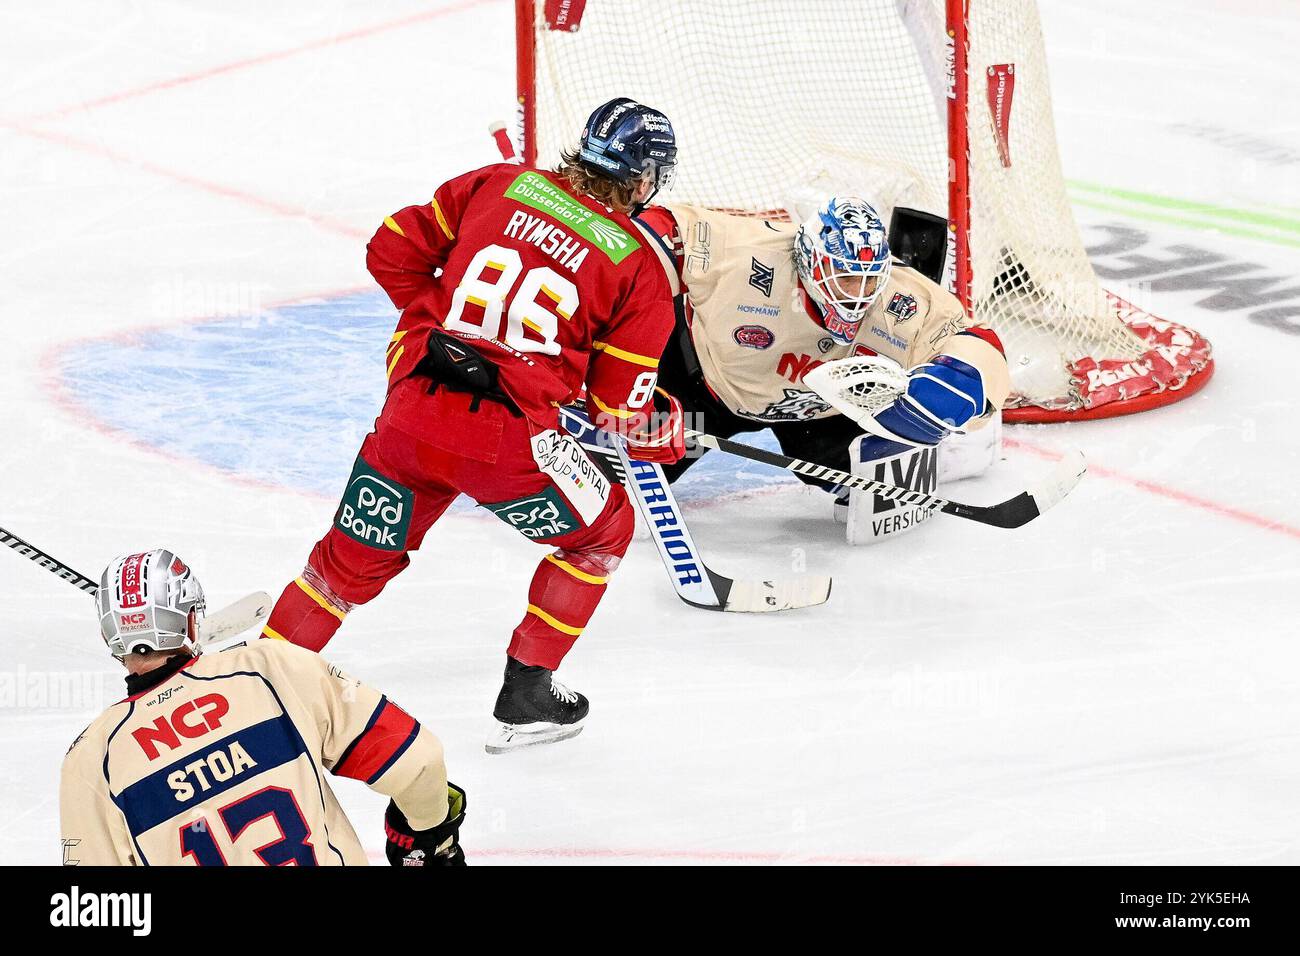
<box><xmin>685</xmin><ymin>431</ymin><xmax>1086</xmax><ymax>530</ymax></box>
<box><xmin>2</xmin><ymin>524</ymin><xmax>272</xmax><ymax>646</ymax></box>
<box><xmin>556</xmin><ymin>407</ymin><xmax>832</xmax><ymax>613</ymax></box>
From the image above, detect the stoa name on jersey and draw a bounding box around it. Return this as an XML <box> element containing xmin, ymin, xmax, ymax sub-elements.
<box><xmin>168</xmin><ymin>741</ymin><xmax>259</xmax><ymax>801</ymax></box>
<box><xmin>503</xmin><ymin>210</ymin><xmax>590</xmax><ymax>273</ymax></box>
<box><xmin>132</xmin><ymin>693</ymin><xmax>230</xmax><ymax>760</ymax></box>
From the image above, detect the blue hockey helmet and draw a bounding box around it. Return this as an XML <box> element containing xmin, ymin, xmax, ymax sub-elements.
<box><xmin>795</xmin><ymin>197</ymin><xmax>892</xmax><ymax>345</ymax></box>
<box><xmin>578</xmin><ymin>97</ymin><xmax>678</xmax><ymax>202</ymax></box>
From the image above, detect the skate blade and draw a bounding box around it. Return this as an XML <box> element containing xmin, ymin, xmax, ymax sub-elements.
<box><xmin>485</xmin><ymin>719</ymin><xmax>585</xmax><ymax>754</ymax></box>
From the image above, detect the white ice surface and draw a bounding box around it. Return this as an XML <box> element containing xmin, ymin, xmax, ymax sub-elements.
<box><xmin>1</xmin><ymin>0</ymin><xmax>1298</xmax><ymax>865</ymax></box>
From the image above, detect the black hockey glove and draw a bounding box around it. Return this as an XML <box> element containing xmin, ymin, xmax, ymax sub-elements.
<box><xmin>384</xmin><ymin>782</ymin><xmax>467</xmax><ymax>867</ymax></box>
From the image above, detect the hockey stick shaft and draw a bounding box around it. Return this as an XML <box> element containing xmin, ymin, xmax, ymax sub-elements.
<box><xmin>557</xmin><ymin>406</ymin><xmax>723</xmax><ymax>607</ymax></box>
<box><xmin>3</xmin><ymin>524</ymin><xmax>270</xmax><ymax>643</ymax></box>
<box><xmin>1</xmin><ymin>525</ymin><xmax>97</xmax><ymax>592</ymax></box>
<box><xmin>686</xmin><ymin>430</ymin><xmax>1085</xmax><ymax>530</ymax></box>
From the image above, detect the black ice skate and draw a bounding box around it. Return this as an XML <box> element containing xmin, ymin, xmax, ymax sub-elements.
<box><xmin>485</xmin><ymin>657</ymin><xmax>588</xmax><ymax>754</ymax></box>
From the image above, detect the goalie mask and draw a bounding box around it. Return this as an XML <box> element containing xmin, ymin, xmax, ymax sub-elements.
<box><xmin>97</xmin><ymin>550</ymin><xmax>205</xmax><ymax>659</ymax></box>
<box><xmin>795</xmin><ymin>197</ymin><xmax>892</xmax><ymax>345</ymax></box>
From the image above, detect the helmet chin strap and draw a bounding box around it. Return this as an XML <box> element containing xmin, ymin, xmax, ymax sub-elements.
<box><xmin>630</xmin><ymin>164</ymin><xmax>675</xmax><ymax>216</ymax></box>
<box><xmin>630</xmin><ymin>186</ymin><xmax>658</xmax><ymax>217</ymax></box>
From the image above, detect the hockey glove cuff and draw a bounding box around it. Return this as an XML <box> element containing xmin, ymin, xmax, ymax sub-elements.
<box><xmin>385</xmin><ymin>782</ymin><xmax>467</xmax><ymax>866</ymax></box>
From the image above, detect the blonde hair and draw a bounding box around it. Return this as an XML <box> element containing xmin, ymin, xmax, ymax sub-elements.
<box><xmin>555</xmin><ymin>148</ymin><xmax>640</xmax><ymax>213</ymax></box>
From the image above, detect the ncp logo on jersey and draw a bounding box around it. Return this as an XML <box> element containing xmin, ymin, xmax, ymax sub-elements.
<box><xmin>334</xmin><ymin>456</ymin><xmax>412</xmax><ymax>551</ymax></box>
<box><xmin>132</xmin><ymin>693</ymin><xmax>231</xmax><ymax>760</ymax></box>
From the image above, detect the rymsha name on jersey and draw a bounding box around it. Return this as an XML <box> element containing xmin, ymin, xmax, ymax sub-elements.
<box><xmin>504</xmin><ymin>210</ymin><xmax>591</xmax><ymax>274</ymax></box>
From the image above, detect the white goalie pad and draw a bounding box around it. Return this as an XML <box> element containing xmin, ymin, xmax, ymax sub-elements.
<box><xmin>843</xmin><ymin>414</ymin><xmax>1001</xmax><ymax>546</ymax></box>
<box><xmin>938</xmin><ymin>412</ymin><xmax>1002</xmax><ymax>483</ymax></box>
<box><xmin>845</xmin><ymin>435</ymin><xmax>939</xmax><ymax>546</ymax></box>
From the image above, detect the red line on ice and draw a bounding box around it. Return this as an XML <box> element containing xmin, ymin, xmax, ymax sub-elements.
<box><xmin>22</xmin><ymin>0</ymin><xmax>498</xmax><ymax>122</ymax></box>
<box><xmin>1004</xmin><ymin>436</ymin><xmax>1300</xmax><ymax>541</ymax></box>
<box><xmin>2</xmin><ymin>120</ymin><xmax>367</xmax><ymax>240</ymax></box>
<box><xmin>468</xmin><ymin>846</ymin><xmax>973</xmax><ymax>865</ymax></box>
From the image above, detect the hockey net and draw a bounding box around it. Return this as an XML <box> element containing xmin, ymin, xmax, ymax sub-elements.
<box><xmin>516</xmin><ymin>0</ymin><xmax>1213</xmax><ymax>421</ymax></box>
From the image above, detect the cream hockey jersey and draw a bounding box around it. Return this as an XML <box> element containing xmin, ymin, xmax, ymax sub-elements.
<box><xmin>59</xmin><ymin>639</ymin><xmax>445</xmax><ymax>866</ymax></box>
<box><xmin>654</xmin><ymin>204</ymin><xmax>1011</xmax><ymax>423</ymax></box>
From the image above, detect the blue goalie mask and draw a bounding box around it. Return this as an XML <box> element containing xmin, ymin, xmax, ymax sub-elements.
<box><xmin>794</xmin><ymin>197</ymin><xmax>892</xmax><ymax>345</ymax></box>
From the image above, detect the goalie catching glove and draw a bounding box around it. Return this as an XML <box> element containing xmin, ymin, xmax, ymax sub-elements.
<box><xmin>384</xmin><ymin>782</ymin><xmax>467</xmax><ymax>866</ymax></box>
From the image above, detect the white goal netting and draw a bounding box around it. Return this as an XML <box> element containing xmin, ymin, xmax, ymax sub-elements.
<box><xmin>521</xmin><ymin>0</ymin><xmax>1212</xmax><ymax>417</ymax></box>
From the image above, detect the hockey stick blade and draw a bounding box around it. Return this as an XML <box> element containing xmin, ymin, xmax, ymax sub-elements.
<box><xmin>557</xmin><ymin>406</ymin><xmax>831</xmax><ymax>612</ymax></box>
<box><xmin>686</xmin><ymin>430</ymin><xmax>1085</xmax><ymax>530</ymax></box>
<box><xmin>613</xmin><ymin>443</ymin><xmax>832</xmax><ymax>613</ymax></box>
<box><xmin>719</xmin><ymin>575</ymin><xmax>833</xmax><ymax>613</ymax></box>
<box><xmin>197</xmin><ymin>591</ymin><xmax>273</xmax><ymax>647</ymax></box>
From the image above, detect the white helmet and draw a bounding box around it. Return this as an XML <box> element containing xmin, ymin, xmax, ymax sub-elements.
<box><xmin>794</xmin><ymin>197</ymin><xmax>892</xmax><ymax>345</ymax></box>
<box><xmin>97</xmin><ymin>550</ymin><xmax>206</xmax><ymax>659</ymax></box>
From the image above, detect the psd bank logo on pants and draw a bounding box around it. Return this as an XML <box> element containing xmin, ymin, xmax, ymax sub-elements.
<box><xmin>486</xmin><ymin>487</ymin><xmax>578</xmax><ymax>540</ymax></box>
<box><xmin>334</xmin><ymin>456</ymin><xmax>412</xmax><ymax>551</ymax></box>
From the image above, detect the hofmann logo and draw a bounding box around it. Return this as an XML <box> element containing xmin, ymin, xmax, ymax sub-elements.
<box><xmin>505</xmin><ymin>171</ymin><xmax>640</xmax><ymax>264</ymax></box>
<box><xmin>334</xmin><ymin>457</ymin><xmax>412</xmax><ymax>551</ymax></box>
<box><xmin>486</xmin><ymin>487</ymin><xmax>578</xmax><ymax>539</ymax></box>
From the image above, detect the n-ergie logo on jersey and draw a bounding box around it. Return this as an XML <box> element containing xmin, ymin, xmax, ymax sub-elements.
<box><xmin>335</xmin><ymin>456</ymin><xmax>412</xmax><ymax>551</ymax></box>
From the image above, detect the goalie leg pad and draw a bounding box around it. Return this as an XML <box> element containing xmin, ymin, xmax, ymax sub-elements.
<box><xmin>938</xmin><ymin>412</ymin><xmax>1002</xmax><ymax>483</ymax></box>
<box><xmin>845</xmin><ymin>434</ymin><xmax>941</xmax><ymax>546</ymax></box>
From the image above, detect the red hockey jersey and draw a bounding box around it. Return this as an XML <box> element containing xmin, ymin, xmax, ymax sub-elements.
<box><xmin>366</xmin><ymin>163</ymin><xmax>675</xmax><ymax>430</ymax></box>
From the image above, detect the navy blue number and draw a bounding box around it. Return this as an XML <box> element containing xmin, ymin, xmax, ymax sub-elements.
<box><xmin>177</xmin><ymin>787</ymin><xmax>317</xmax><ymax>866</ymax></box>
<box><xmin>220</xmin><ymin>787</ymin><xmax>318</xmax><ymax>866</ymax></box>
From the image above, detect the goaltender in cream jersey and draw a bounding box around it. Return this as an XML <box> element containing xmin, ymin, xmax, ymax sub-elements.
<box><xmin>60</xmin><ymin>639</ymin><xmax>445</xmax><ymax>865</ymax></box>
<box><xmin>663</xmin><ymin>204</ymin><xmax>1011</xmax><ymax>423</ymax></box>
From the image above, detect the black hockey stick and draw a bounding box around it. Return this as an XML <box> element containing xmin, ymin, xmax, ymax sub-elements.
<box><xmin>1</xmin><ymin>524</ymin><xmax>272</xmax><ymax>644</ymax></box>
<box><xmin>557</xmin><ymin>407</ymin><xmax>831</xmax><ymax>612</ymax></box>
<box><xmin>0</xmin><ymin>525</ymin><xmax>97</xmax><ymax>592</ymax></box>
<box><xmin>686</xmin><ymin>431</ymin><xmax>1086</xmax><ymax>530</ymax></box>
